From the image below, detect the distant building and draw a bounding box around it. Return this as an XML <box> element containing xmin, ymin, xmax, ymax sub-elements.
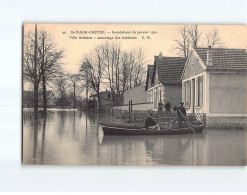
<box><xmin>181</xmin><ymin>46</ymin><xmax>247</xmax><ymax>127</ymax></box>
<box><xmin>38</xmin><ymin>90</ymin><xmax>56</xmax><ymax>108</ymax></box>
<box><xmin>145</xmin><ymin>65</ymin><xmax>154</xmax><ymax>91</ymax></box>
<box><xmin>146</xmin><ymin>52</ymin><xmax>187</xmax><ymax>109</ymax></box>
<box><xmin>23</xmin><ymin>90</ymin><xmax>56</xmax><ymax>108</ymax></box>
<box><xmin>55</xmin><ymin>97</ymin><xmax>71</xmax><ymax>109</ymax></box>
<box><xmin>23</xmin><ymin>91</ymin><xmax>34</xmax><ymax>108</ymax></box>
<box><xmin>89</xmin><ymin>90</ymin><xmax>115</xmax><ymax>110</ymax></box>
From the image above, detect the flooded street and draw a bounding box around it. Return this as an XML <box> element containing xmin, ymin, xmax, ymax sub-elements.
<box><xmin>23</xmin><ymin>109</ymin><xmax>247</xmax><ymax>166</ymax></box>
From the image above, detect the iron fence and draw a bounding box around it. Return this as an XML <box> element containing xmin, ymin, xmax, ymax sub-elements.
<box><xmin>121</xmin><ymin>110</ymin><xmax>206</xmax><ymax>125</ymax></box>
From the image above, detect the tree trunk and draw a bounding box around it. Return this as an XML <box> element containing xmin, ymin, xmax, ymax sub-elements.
<box><xmin>73</xmin><ymin>82</ymin><xmax>76</xmax><ymax>109</ymax></box>
<box><xmin>42</xmin><ymin>32</ymin><xmax>46</xmax><ymax>113</ymax></box>
<box><xmin>33</xmin><ymin>24</ymin><xmax>38</xmax><ymax>121</ymax></box>
<box><xmin>97</xmin><ymin>92</ymin><xmax>101</xmax><ymax>111</ymax></box>
<box><xmin>42</xmin><ymin>76</ymin><xmax>47</xmax><ymax>113</ymax></box>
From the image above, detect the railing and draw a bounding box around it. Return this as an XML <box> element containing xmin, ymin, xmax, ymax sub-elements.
<box><xmin>119</xmin><ymin>110</ymin><xmax>206</xmax><ymax>125</ymax></box>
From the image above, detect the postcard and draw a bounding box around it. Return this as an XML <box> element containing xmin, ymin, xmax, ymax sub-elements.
<box><xmin>22</xmin><ymin>24</ymin><xmax>247</xmax><ymax>165</ymax></box>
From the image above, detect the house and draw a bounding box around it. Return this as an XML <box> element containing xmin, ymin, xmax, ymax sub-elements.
<box><xmin>55</xmin><ymin>97</ymin><xmax>71</xmax><ymax>109</ymax></box>
<box><xmin>146</xmin><ymin>52</ymin><xmax>187</xmax><ymax>109</ymax></box>
<box><xmin>145</xmin><ymin>65</ymin><xmax>154</xmax><ymax>91</ymax></box>
<box><xmin>38</xmin><ymin>90</ymin><xmax>56</xmax><ymax>108</ymax></box>
<box><xmin>23</xmin><ymin>91</ymin><xmax>34</xmax><ymax>108</ymax></box>
<box><xmin>123</xmin><ymin>85</ymin><xmax>148</xmax><ymax>105</ymax></box>
<box><xmin>89</xmin><ymin>90</ymin><xmax>115</xmax><ymax>110</ymax></box>
<box><xmin>181</xmin><ymin>46</ymin><xmax>247</xmax><ymax>127</ymax></box>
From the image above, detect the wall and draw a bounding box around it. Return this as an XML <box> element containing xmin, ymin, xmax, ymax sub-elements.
<box><xmin>182</xmin><ymin>73</ymin><xmax>207</xmax><ymax>114</ymax></box>
<box><xmin>206</xmin><ymin>116</ymin><xmax>247</xmax><ymax>128</ymax></box>
<box><xmin>164</xmin><ymin>84</ymin><xmax>182</xmax><ymax>108</ymax></box>
<box><xmin>182</xmin><ymin>51</ymin><xmax>206</xmax><ymax>114</ymax></box>
<box><xmin>183</xmin><ymin>50</ymin><xmax>205</xmax><ymax>80</ymax></box>
<box><xmin>113</xmin><ymin>102</ymin><xmax>153</xmax><ymax>111</ymax></box>
<box><xmin>123</xmin><ymin>85</ymin><xmax>148</xmax><ymax>105</ymax></box>
<box><xmin>153</xmin><ymin>65</ymin><xmax>160</xmax><ymax>86</ymax></box>
<box><xmin>147</xmin><ymin>77</ymin><xmax>152</xmax><ymax>90</ymax></box>
<box><xmin>209</xmin><ymin>72</ymin><xmax>247</xmax><ymax>114</ymax></box>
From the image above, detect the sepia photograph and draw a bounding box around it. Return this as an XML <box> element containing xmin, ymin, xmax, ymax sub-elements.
<box><xmin>22</xmin><ymin>24</ymin><xmax>247</xmax><ymax>166</ymax></box>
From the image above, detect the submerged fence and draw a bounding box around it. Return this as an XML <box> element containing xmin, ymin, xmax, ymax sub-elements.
<box><xmin>112</xmin><ymin>108</ymin><xmax>206</xmax><ymax>125</ymax></box>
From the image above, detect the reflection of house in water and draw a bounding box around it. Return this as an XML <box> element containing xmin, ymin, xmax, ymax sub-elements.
<box><xmin>101</xmin><ymin>135</ymin><xmax>205</xmax><ymax>165</ymax></box>
<box><xmin>146</xmin><ymin>52</ymin><xmax>187</xmax><ymax>109</ymax></box>
<box><xmin>181</xmin><ymin>46</ymin><xmax>247</xmax><ymax>128</ymax></box>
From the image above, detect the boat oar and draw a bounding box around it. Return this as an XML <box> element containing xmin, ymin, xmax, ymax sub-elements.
<box><xmin>170</xmin><ymin>97</ymin><xmax>195</xmax><ymax>133</ymax></box>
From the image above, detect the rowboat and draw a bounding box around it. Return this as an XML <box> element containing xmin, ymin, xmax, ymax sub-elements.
<box><xmin>100</xmin><ymin>122</ymin><xmax>205</xmax><ymax>136</ymax></box>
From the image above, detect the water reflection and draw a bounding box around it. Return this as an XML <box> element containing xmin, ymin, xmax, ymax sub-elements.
<box><xmin>22</xmin><ymin>109</ymin><xmax>247</xmax><ymax>165</ymax></box>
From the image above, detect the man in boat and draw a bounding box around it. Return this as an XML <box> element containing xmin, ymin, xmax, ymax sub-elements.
<box><xmin>145</xmin><ymin>113</ymin><xmax>160</xmax><ymax>130</ymax></box>
<box><xmin>164</xmin><ymin>101</ymin><xmax>171</xmax><ymax>112</ymax></box>
<box><xmin>171</xmin><ymin>102</ymin><xmax>187</xmax><ymax>128</ymax></box>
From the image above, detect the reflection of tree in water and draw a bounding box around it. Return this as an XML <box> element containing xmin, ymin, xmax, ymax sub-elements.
<box><xmin>32</xmin><ymin>119</ymin><xmax>39</xmax><ymax>165</ymax></box>
<box><xmin>23</xmin><ymin>112</ymin><xmax>42</xmax><ymax>126</ymax></box>
<box><xmin>73</xmin><ymin>111</ymin><xmax>76</xmax><ymax>135</ymax></box>
<box><xmin>41</xmin><ymin>115</ymin><xmax>47</xmax><ymax>164</ymax></box>
<box><xmin>58</xmin><ymin>111</ymin><xmax>67</xmax><ymax>137</ymax></box>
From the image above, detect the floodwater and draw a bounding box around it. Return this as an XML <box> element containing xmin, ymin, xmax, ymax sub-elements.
<box><xmin>22</xmin><ymin>109</ymin><xmax>247</xmax><ymax>166</ymax></box>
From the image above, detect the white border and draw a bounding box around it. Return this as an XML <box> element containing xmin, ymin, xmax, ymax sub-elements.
<box><xmin>1</xmin><ymin>0</ymin><xmax>247</xmax><ymax>192</ymax></box>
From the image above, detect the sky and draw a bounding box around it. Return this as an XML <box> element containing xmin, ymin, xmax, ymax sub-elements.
<box><xmin>24</xmin><ymin>24</ymin><xmax>247</xmax><ymax>75</ymax></box>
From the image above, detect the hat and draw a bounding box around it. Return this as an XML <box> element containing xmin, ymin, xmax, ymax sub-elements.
<box><xmin>180</xmin><ymin>102</ymin><xmax>184</xmax><ymax>105</ymax></box>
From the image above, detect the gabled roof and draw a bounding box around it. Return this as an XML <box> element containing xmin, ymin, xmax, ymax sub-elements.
<box><xmin>145</xmin><ymin>65</ymin><xmax>154</xmax><ymax>90</ymax></box>
<box><xmin>152</xmin><ymin>56</ymin><xmax>187</xmax><ymax>85</ymax></box>
<box><xmin>194</xmin><ymin>47</ymin><xmax>247</xmax><ymax>70</ymax></box>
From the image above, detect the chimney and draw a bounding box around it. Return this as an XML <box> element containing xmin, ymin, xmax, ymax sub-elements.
<box><xmin>159</xmin><ymin>51</ymin><xmax>163</xmax><ymax>59</ymax></box>
<box><xmin>206</xmin><ymin>46</ymin><xmax>213</xmax><ymax>66</ymax></box>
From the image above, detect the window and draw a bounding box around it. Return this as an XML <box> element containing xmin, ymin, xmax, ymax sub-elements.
<box><xmin>148</xmin><ymin>90</ymin><xmax>152</xmax><ymax>102</ymax></box>
<box><xmin>183</xmin><ymin>82</ymin><xmax>186</xmax><ymax>104</ymax></box>
<box><xmin>108</xmin><ymin>93</ymin><xmax>111</xmax><ymax>99</ymax></box>
<box><xmin>185</xmin><ymin>80</ymin><xmax>191</xmax><ymax>107</ymax></box>
<box><xmin>154</xmin><ymin>88</ymin><xmax>157</xmax><ymax>108</ymax></box>
<box><xmin>197</xmin><ymin>76</ymin><xmax>203</xmax><ymax>106</ymax></box>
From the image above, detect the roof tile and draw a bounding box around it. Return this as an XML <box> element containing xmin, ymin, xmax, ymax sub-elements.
<box><xmin>155</xmin><ymin>57</ymin><xmax>187</xmax><ymax>84</ymax></box>
<box><xmin>194</xmin><ymin>47</ymin><xmax>247</xmax><ymax>70</ymax></box>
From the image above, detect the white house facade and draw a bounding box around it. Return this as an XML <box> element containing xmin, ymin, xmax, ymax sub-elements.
<box><xmin>146</xmin><ymin>53</ymin><xmax>187</xmax><ymax>109</ymax></box>
<box><xmin>181</xmin><ymin>46</ymin><xmax>247</xmax><ymax>128</ymax></box>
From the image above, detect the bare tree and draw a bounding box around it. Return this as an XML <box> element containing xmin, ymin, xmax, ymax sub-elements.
<box><xmin>52</xmin><ymin>73</ymin><xmax>70</xmax><ymax>98</ymax></box>
<box><xmin>133</xmin><ymin>48</ymin><xmax>146</xmax><ymax>87</ymax></box>
<box><xmin>78</xmin><ymin>42</ymin><xmax>147</xmax><ymax>109</ymax></box>
<box><xmin>187</xmin><ymin>25</ymin><xmax>202</xmax><ymax>48</ymax></box>
<box><xmin>80</xmin><ymin>45</ymin><xmax>105</xmax><ymax>110</ymax></box>
<box><xmin>174</xmin><ymin>25</ymin><xmax>224</xmax><ymax>57</ymax></box>
<box><xmin>67</xmin><ymin>73</ymin><xmax>84</xmax><ymax>109</ymax></box>
<box><xmin>23</xmin><ymin>28</ymin><xmax>64</xmax><ymax>113</ymax></box>
<box><xmin>23</xmin><ymin>26</ymin><xmax>41</xmax><ymax>119</ymax></box>
<box><xmin>101</xmin><ymin>42</ymin><xmax>122</xmax><ymax>96</ymax></box>
<box><xmin>173</xmin><ymin>26</ymin><xmax>191</xmax><ymax>58</ymax></box>
<box><xmin>205</xmin><ymin>29</ymin><xmax>223</xmax><ymax>48</ymax></box>
<box><xmin>38</xmin><ymin>29</ymin><xmax>64</xmax><ymax>113</ymax></box>
<box><xmin>127</xmin><ymin>49</ymin><xmax>137</xmax><ymax>89</ymax></box>
<box><xmin>119</xmin><ymin>51</ymin><xmax>130</xmax><ymax>94</ymax></box>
